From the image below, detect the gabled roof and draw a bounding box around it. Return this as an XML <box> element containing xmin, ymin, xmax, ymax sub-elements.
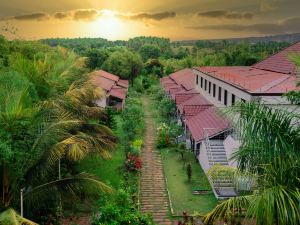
<box><xmin>171</xmin><ymin>89</ymin><xmax>199</xmax><ymax>99</ymax></box>
<box><xmin>178</xmin><ymin>94</ymin><xmax>212</xmax><ymax>113</ymax></box>
<box><xmin>169</xmin><ymin>87</ymin><xmax>185</xmax><ymax>95</ymax></box>
<box><xmin>109</xmin><ymin>86</ymin><xmax>127</xmax><ymax>100</ymax></box>
<box><xmin>183</xmin><ymin>105</ymin><xmax>211</xmax><ymax>118</ymax></box>
<box><xmin>164</xmin><ymin>83</ymin><xmax>181</xmax><ymax>92</ymax></box>
<box><xmin>253</xmin><ymin>41</ymin><xmax>300</xmax><ymax>75</ymax></box>
<box><xmin>93</xmin><ymin>70</ymin><xmax>120</xmax><ymax>81</ymax></box>
<box><xmin>169</xmin><ymin>68</ymin><xmax>195</xmax><ymax>90</ymax></box>
<box><xmin>117</xmin><ymin>79</ymin><xmax>129</xmax><ymax>88</ymax></box>
<box><xmin>194</xmin><ymin>66</ymin><xmax>297</xmax><ymax>95</ymax></box>
<box><xmin>186</xmin><ymin>107</ymin><xmax>230</xmax><ymax>142</ymax></box>
<box><xmin>175</xmin><ymin>93</ymin><xmax>198</xmax><ymax>105</ymax></box>
<box><xmin>93</xmin><ymin>76</ymin><xmax>115</xmax><ymax>91</ymax></box>
<box><xmin>92</xmin><ymin>70</ymin><xmax>128</xmax><ymax>101</ymax></box>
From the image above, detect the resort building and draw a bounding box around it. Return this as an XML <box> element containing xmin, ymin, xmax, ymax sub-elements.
<box><xmin>160</xmin><ymin>41</ymin><xmax>299</xmax><ymax>198</ymax></box>
<box><xmin>92</xmin><ymin>70</ymin><xmax>129</xmax><ymax>110</ymax></box>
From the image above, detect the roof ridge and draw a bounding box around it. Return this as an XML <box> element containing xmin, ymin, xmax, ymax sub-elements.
<box><xmin>252</xmin><ymin>41</ymin><xmax>300</xmax><ymax>74</ymax></box>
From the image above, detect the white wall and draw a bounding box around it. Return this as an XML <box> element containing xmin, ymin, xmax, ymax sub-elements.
<box><xmin>224</xmin><ymin>135</ymin><xmax>240</xmax><ymax>168</ymax></box>
<box><xmin>95</xmin><ymin>96</ymin><xmax>107</xmax><ymax>108</ymax></box>
<box><xmin>193</xmin><ymin>69</ymin><xmax>252</xmax><ymax>107</ymax></box>
<box><xmin>198</xmin><ymin>141</ymin><xmax>211</xmax><ymax>172</ymax></box>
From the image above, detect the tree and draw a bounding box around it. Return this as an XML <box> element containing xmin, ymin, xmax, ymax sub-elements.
<box><xmin>0</xmin><ymin>208</ymin><xmax>38</xmax><ymax>225</ymax></box>
<box><xmin>186</xmin><ymin>164</ymin><xmax>192</xmax><ymax>182</ymax></box>
<box><xmin>204</xmin><ymin>102</ymin><xmax>300</xmax><ymax>225</ymax></box>
<box><xmin>139</xmin><ymin>44</ymin><xmax>161</xmax><ymax>61</ymax></box>
<box><xmin>102</xmin><ymin>48</ymin><xmax>143</xmax><ymax>85</ymax></box>
<box><xmin>144</xmin><ymin>58</ymin><xmax>164</xmax><ymax>77</ymax></box>
<box><xmin>0</xmin><ymin>39</ymin><xmax>116</xmax><ymax>221</ymax></box>
<box><xmin>86</xmin><ymin>48</ymin><xmax>109</xmax><ymax>69</ymax></box>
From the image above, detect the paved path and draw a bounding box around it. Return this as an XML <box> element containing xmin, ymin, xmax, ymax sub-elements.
<box><xmin>140</xmin><ymin>97</ymin><xmax>172</xmax><ymax>225</ymax></box>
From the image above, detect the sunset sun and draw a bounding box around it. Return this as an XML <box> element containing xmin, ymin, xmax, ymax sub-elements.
<box><xmin>95</xmin><ymin>10</ymin><xmax>124</xmax><ymax>40</ymax></box>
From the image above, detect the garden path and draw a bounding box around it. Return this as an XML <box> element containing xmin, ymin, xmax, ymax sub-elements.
<box><xmin>140</xmin><ymin>96</ymin><xmax>172</xmax><ymax>225</ymax></box>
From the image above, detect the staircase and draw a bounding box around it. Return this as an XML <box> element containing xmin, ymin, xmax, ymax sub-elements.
<box><xmin>205</xmin><ymin>140</ymin><xmax>238</xmax><ymax>199</ymax></box>
<box><xmin>206</xmin><ymin>140</ymin><xmax>228</xmax><ymax>166</ymax></box>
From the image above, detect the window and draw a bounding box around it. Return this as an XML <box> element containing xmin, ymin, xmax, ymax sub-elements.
<box><xmin>204</xmin><ymin>79</ymin><xmax>207</xmax><ymax>91</ymax></box>
<box><xmin>208</xmin><ymin>82</ymin><xmax>211</xmax><ymax>94</ymax></box>
<box><xmin>200</xmin><ymin>77</ymin><xmax>203</xmax><ymax>88</ymax></box>
<box><xmin>232</xmin><ymin>94</ymin><xmax>236</xmax><ymax>105</ymax></box>
<box><xmin>241</xmin><ymin>98</ymin><xmax>246</xmax><ymax>103</ymax></box>
<box><xmin>224</xmin><ymin>90</ymin><xmax>228</xmax><ymax>105</ymax></box>
<box><xmin>196</xmin><ymin>75</ymin><xmax>199</xmax><ymax>85</ymax></box>
<box><xmin>213</xmin><ymin>84</ymin><xmax>216</xmax><ymax>97</ymax></box>
<box><xmin>218</xmin><ymin>87</ymin><xmax>222</xmax><ymax>101</ymax></box>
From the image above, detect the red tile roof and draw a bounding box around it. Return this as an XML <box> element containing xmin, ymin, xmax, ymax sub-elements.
<box><xmin>109</xmin><ymin>86</ymin><xmax>127</xmax><ymax>100</ymax></box>
<box><xmin>118</xmin><ymin>79</ymin><xmax>129</xmax><ymax>88</ymax></box>
<box><xmin>178</xmin><ymin>94</ymin><xmax>212</xmax><ymax>114</ymax></box>
<box><xmin>93</xmin><ymin>70</ymin><xmax>120</xmax><ymax>81</ymax></box>
<box><xmin>183</xmin><ymin>105</ymin><xmax>211</xmax><ymax>117</ymax></box>
<box><xmin>194</xmin><ymin>66</ymin><xmax>297</xmax><ymax>94</ymax></box>
<box><xmin>93</xmin><ymin>76</ymin><xmax>115</xmax><ymax>91</ymax></box>
<box><xmin>169</xmin><ymin>69</ymin><xmax>195</xmax><ymax>90</ymax></box>
<box><xmin>92</xmin><ymin>70</ymin><xmax>128</xmax><ymax>101</ymax></box>
<box><xmin>169</xmin><ymin>87</ymin><xmax>185</xmax><ymax>95</ymax></box>
<box><xmin>164</xmin><ymin>83</ymin><xmax>181</xmax><ymax>92</ymax></box>
<box><xmin>186</xmin><ymin>107</ymin><xmax>230</xmax><ymax>142</ymax></box>
<box><xmin>160</xmin><ymin>77</ymin><xmax>173</xmax><ymax>84</ymax></box>
<box><xmin>253</xmin><ymin>42</ymin><xmax>300</xmax><ymax>75</ymax></box>
<box><xmin>175</xmin><ymin>93</ymin><xmax>198</xmax><ymax>105</ymax></box>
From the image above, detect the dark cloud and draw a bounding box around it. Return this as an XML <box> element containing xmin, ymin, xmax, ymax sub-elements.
<box><xmin>0</xmin><ymin>13</ymin><xmax>50</xmax><ymax>21</ymax></box>
<box><xmin>122</xmin><ymin>11</ymin><xmax>176</xmax><ymax>21</ymax></box>
<box><xmin>186</xmin><ymin>17</ymin><xmax>300</xmax><ymax>35</ymax></box>
<box><xmin>198</xmin><ymin>10</ymin><xmax>254</xmax><ymax>20</ymax></box>
<box><xmin>53</xmin><ymin>12</ymin><xmax>71</xmax><ymax>19</ymax></box>
<box><xmin>73</xmin><ymin>9</ymin><xmax>100</xmax><ymax>21</ymax></box>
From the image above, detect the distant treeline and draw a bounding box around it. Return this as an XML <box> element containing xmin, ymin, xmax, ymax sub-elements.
<box><xmin>40</xmin><ymin>36</ymin><xmax>291</xmax><ymax>79</ymax></box>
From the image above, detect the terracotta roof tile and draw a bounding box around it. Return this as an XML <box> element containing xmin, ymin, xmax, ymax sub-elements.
<box><xmin>93</xmin><ymin>76</ymin><xmax>115</xmax><ymax>91</ymax></box>
<box><xmin>253</xmin><ymin>42</ymin><xmax>300</xmax><ymax>75</ymax></box>
<box><xmin>93</xmin><ymin>70</ymin><xmax>120</xmax><ymax>81</ymax></box>
<box><xmin>186</xmin><ymin>107</ymin><xmax>230</xmax><ymax>142</ymax></box>
<box><xmin>183</xmin><ymin>105</ymin><xmax>211</xmax><ymax>117</ymax></box>
<box><xmin>92</xmin><ymin>70</ymin><xmax>129</xmax><ymax>100</ymax></box>
<box><xmin>169</xmin><ymin>68</ymin><xmax>195</xmax><ymax>90</ymax></box>
<box><xmin>178</xmin><ymin>94</ymin><xmax>212</xmax><ymax>113</ymax></box>
<box><xmin>109</xmin><ymin>86</ymin><xmax>127</xmax><ymax>100</ymax></box>
<box><xmin>118</xmin><ymin>79</ymin><xmax>129</xmax><ymax>88</ymax></box>
<box><xmin>194</xmin><ymin>66</ymin><xmax>297</xmax><ymax>94</ymax></box>
<box><xmin>174</xmin><ymin>92</ymin><xmax>199</xmax><ymax>105</ymax></box>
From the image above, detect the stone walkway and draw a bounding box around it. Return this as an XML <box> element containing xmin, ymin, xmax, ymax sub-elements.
<box><xmin>140</xmin><ymin>97</ymin><xmax>172</xmax><ymax>225</ymax></box>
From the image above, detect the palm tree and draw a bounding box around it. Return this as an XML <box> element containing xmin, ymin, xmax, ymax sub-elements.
<box><xmin>0</xmin><ymin>208</ymin><xmax>37</xmax><ymax>225</ymax></box>
<box><xmin>203</xmin><ymin>102</ymin><xmax>300</xmax><ymax>225</ymax></box>
<box><xmin>0</xmin><ymin>52</ymin><xmax>116</xmax><ymax>217</ymax></box>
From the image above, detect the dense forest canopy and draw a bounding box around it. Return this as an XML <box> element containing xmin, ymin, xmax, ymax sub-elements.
<box><xmin>41</xmin><ymin>36</ymin><xmax>291</xmax><ymax>80</ymax></box>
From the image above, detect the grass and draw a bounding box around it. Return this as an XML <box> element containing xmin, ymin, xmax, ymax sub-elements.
<box><xmin>147</xmin><ymin>92</ymin><xmax>218</xmax><ymax>215</ymax></box>
<box><xmin>161</xmin><ymin>147</ymin><xmax>218</xmax><ymax>215</ymax></box>
<box><xmin>77</xmin><ymin>115</ymin><xmax>126</xmax><ymax>188</ymax></box>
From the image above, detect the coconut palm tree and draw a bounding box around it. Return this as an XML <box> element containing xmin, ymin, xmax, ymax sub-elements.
<box><xmin>0</xmin><ymin>54</ymin><xmax>116</xmax><ymax>217</ymax></box>
<box><xmin>203</xmin><ymin>102</ymin><xmax>300</xmax><ymax>225</ymax></box>
<box><xmin>0</xmin><ymin>208</ymin><xmax>38</xmax><ymax>225</ymax></box>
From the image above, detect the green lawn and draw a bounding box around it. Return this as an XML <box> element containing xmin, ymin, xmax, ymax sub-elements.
<box><xmin>161</xmin><ymin>147</ymin><xmax>218</xmax><ymax>215</ymax></box>
<box><xmin>77</xmin><ymin>115</ymin><xmax>126</xmax><ymax>188</ymax></box>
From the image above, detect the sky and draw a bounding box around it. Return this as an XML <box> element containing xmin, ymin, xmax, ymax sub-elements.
<box><xmin>0</xmin><ymin>0</ymin><xmax>300</xmax><ymax>40</ymax></box>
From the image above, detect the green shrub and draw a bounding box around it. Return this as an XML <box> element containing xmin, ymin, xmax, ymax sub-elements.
<box><xmin>92</xmin><ymin>189</ymin><xmax>154</xmax><ymax>225</ymax></box>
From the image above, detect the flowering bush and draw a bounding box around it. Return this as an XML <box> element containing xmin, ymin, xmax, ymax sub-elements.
<box><xmin>125</xmin><ymin>153</ymin><xmax>142</xmax><ymax>171</ymax></box>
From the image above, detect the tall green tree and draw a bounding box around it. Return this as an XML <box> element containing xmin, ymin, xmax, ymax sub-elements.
<box><xmin>102</xmin><ymin>48</ymin><xmax>143</xmax><ymax>85</ymax></box>
<box><xmin>204</xmin><ymin>103</ymin><xmax>300</xmax><ymax>225</ymax></box>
